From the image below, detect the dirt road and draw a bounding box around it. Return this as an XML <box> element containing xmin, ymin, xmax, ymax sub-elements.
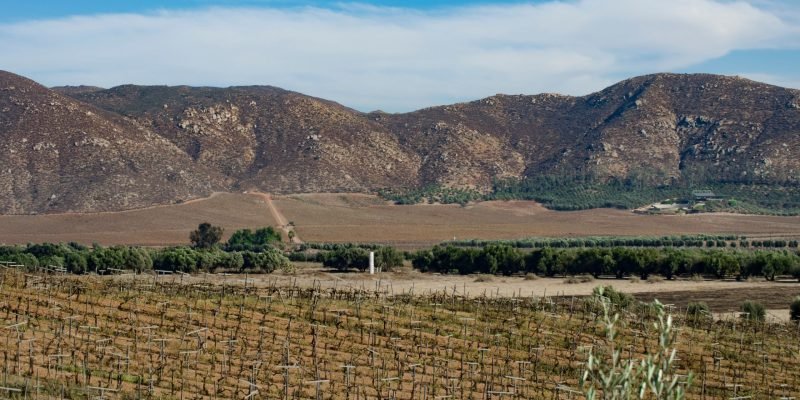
<box><xmin>250</xmin><ymin>192</ymin><xmax>302</xmax><ymax>244</ymax></box>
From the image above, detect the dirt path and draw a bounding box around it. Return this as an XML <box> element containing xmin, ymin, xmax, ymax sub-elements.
<box><xmin>250</xmin><ymin>192</ymin><xmax>302</xmax><ymax>244</ymax></box>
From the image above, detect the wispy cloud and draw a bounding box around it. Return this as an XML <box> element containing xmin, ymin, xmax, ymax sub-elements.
<box><xmin>1</xmin><ymin>0</ymin><xmax>797</xmax><ymax>111</ymax></box>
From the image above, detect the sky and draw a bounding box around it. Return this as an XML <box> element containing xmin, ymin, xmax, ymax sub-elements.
<box><xmin>1</xmin><ymin>0</ymin><xmax>799</xmax><ymax>112</ymax></box>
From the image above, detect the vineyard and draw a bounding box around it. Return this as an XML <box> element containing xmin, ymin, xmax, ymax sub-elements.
<box><xmin>1</xmin><ymin>268</ymin><xmax>799</xmax><ymax>399</ymax></box>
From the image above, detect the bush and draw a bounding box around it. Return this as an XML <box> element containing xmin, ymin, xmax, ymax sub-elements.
<box><xmin>564</xmin><ymin>274</ymin><xmax>594</xmax><ymax>284</ymax></box>
<box><xmin>686</xmin><ymin>301</ymin><xmax>710</xmax><ymax>326</ymax></box>
<box><xmin>741</xmin><ymin>300</ymin><xmax>766</xmax><ymax>322</ymax></box>
<box><xmin>592</xmin><ymin>285</ymin><xmax>635</xmax><ymax>309</ymax></box>
<box><xmin>790</xmin><ymin>296</ymin><xmax>800</xmax><ymax>321</ymax></box>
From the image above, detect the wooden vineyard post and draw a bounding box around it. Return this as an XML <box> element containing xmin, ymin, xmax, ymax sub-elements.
<box><xmin>276</xmin><ymin>364</ymin><xmax>299</xmax><ymax>400</ymax></box>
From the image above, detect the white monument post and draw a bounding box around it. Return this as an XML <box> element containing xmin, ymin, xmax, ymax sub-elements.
<box><xmin>369</xmin><ymin>251</ymin><xmax>375</xmax><ymax>275</ymax></box>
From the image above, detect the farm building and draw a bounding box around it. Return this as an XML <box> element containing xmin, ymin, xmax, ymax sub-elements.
<box><xmin>692</xmin><ymin>190</ymin><xmax>721</xmax><ymax>201</ymax></box>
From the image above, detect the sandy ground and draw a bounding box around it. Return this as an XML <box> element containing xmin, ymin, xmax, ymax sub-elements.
<box><xmin>140</xmin><ymin>267</ymin><xmax>800</xmax><ymax>308</ymax></box>
<box><xmin>716</xmin><ymin>309</ymin><xmax>794</xmax><ymax>323</ymax></box>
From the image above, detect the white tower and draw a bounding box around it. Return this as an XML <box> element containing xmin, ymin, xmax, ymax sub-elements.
<box><xmin>369</xmin><ymin>252</ymin><xmax>375</xmax><ymax>275</ymax></box>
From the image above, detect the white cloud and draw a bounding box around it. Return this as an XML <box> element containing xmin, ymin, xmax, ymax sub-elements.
<box><xmin>735</xmin><ymin>72</ymin><xmax>800</xmax><ymax>89</ymax></box>
<box><xmin>0</xmin><ymin>0</ymin><xmax>797</xmax><ymax>111</ymax></box>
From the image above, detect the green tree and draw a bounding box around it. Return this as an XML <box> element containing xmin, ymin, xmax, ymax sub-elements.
<box><xmin>375</xmin><ymin>247</ymin><xmax>404</xmax><ymax>272</ymax></box>
<box><xmin>705</xmin><ymin>250</ymin><xmax>740</xmax><ymax>279</ymax></box>
<box><xmin>64</xmin><ymin>252</ymin><xmax>88</xmax><ymax>274</ymax></box>
<box><xmin>190</xmin><ymin>222</ymin><xmax>224</xmax><ymax>249</ymax></box>
<box><xmin>323</xmin><ymin>247</ymin><xmax>369</xmax><ymax>272</ymax></box>
<box><xmin>225</xmin><ymin>227</ymin><xmax>281</xmax><ymax>251</ymax></box>
<box><xmin>241</xmin><ymin>249</ymin><xmax>289</xmax><ymax>273</ymax></box>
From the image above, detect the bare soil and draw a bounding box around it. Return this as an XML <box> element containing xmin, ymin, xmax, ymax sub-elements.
<box><xmin>276</xmin><ymin>193</ymin><xmax>800</xmax><ymax>247</ymax></box>
<box><xmin>0</xmin><ymin>192</ymin><xmax>276</xmax><ymax>246</ymax></box>
<box><xmin>1</xmin><ymin>192</ymin><xmax>799</xmax><ymax>247</ymax></box>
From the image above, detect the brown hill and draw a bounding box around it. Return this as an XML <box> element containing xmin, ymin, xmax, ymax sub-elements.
<box><xmin>3</xmin><ymin>71</ymin><xmax>799</xmax><ymax>213</ymax></box>
<box><xmin>0</xmin><ymin>71</ymin><xmax>225</xmax><ymax>214</ymax></box>
<box><xmin>68</xmin><ymin>84</ymin><xmax>421</xmax><ymax>193</ymax></box>
<box><xmin>380</xmin><ymin>74</ymin><xmax>800</xmax><ymax>186</ymax></box>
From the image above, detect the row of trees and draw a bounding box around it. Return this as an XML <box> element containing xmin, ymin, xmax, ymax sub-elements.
<box><xmin>321</xmin><ymin>246</ymin><xmax>404</xmax><ymax>272</ymax></box>
<box><xmin>0</xmin><ymin>224</ymin><xmax>290</xmax><ymax>274</ymax></box>
<box><xmin>411</xmin><ymin>245</ymin><xmax>800</xmax><ymax>280</ymax></box>
<box><xmin>0</xmin><ymin>242</ymin><xmax>290</xmax><ymax>274</ymax></box>
<box><xmin>190</xmin><ymin>223</ymin><xmax>282</xmax><ymax>252</ymax></box>
<box><xmin>378</xmin><ymin>172</ymin><xmax>800</xmax><ymax>214</ymax></box>
<box><xmin>450</xmin><ymin>235</ymin><xmax>800</xmax><ymax>249</ymax></box>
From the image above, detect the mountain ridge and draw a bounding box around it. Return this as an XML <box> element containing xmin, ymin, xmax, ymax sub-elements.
<box><xmin>2</xmin><ymin>70</ymin><xmax>798</xmax><ymax>213</ymax></box>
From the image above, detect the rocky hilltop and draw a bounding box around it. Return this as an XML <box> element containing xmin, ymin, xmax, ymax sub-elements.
<box><xmin>0</xmin><ymin>70</ymin><xmax>796</xmax><ymax>213</ymax></box>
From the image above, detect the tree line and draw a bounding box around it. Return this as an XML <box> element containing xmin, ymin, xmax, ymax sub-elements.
<box><xmin>0</xmin><ymin>225</ymin><xmax>289</xmax><ymax>274</ymax></box>
<box><xmin>411</xmin><ymin>245</ymin><xmax>800</xmax><ymax>280</ymax></box>
<box><xmin>449</xmin><ymin>235</ymin><xmax>799</xmax><ymax>250</ymax></box>
<box><xmin>378</xmin><ymin>173</ymin><xmax>800</xmax><ymax>215</ymax></box>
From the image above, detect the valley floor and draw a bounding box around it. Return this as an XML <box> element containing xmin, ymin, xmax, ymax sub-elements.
<box><xmin>0</xmin><ymin>192</ymin><xmax>798</xmax><ymax>247</ymax></box>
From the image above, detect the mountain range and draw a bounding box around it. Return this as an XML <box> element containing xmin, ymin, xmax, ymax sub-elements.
<box><xmin>1</xmin><ymin>70</ymin><xmax>798</xmax><ymax>214</ymax></box>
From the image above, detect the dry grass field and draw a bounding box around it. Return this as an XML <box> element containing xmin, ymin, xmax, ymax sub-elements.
<box><xmin>0</xmin><ymin>193</ymin><xmax>277</xmax><ymax>246</ymax></box>
<box><xmin>0</xmin><ymin>192</ymin><xmax>799</xmax><ymax>247</ymax></box>
<box><xmin>275</xmin><ymin>193</ymin><xmax>800</xmax><ymax>247</ymax></box>
<box><xmin>2</xmin><ymin>268</ymin><xmax>800</xmax><ymax>399</ymax></box>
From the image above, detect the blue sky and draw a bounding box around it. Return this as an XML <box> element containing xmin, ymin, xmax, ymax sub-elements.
<box><xmin>0</xmin><ymin>1</ymin><xmax>539</xmax><ymax>22</ymax></box>
<box><xmin>1</xmin><ymin>0</ymin><xmax>799</xmax><ymax>111</ymax></box>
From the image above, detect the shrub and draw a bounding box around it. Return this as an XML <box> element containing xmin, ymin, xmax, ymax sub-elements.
<box><xmin>592</xmin><ymin>285</ymin><xmax>635</xmax><ymax>309</ymax></box>
<box><xmin>686</xmin><ymin>301</ymin><xmax>710</xmax><ymax>326</ymax></box>
<box><xmin>523</xmin><ymin>273</ymin><xmax>538</xmax><ymax>280</ymax></box>
<box><xmin>790</xmin><ymin>296</ymin><xmax>800</xmax><ymax>321</ymax></box>
<box><xmin>564</xmin><ymin>274</ymin><xmax>594</xmax><ymax>284</ymax></box>
<box><xmin>741</xmin><ymin>300</ymin><xmax>766</xmax><ymax>322</ymax></box>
